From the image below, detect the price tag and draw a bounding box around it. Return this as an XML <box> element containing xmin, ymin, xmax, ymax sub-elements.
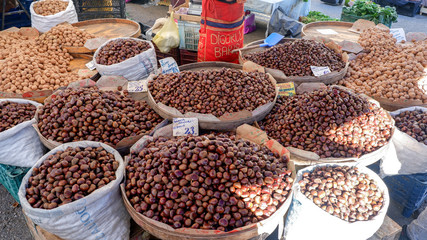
<box><xmin>390</xmin><ymin>28</ymin><xmax>406</xmax><ymax>43</ymax></box>
<box><xmin>277</xmin><ymin>82</ymin><xmax>295</xmax><ymax>97</ymax></box>
<box><xmin>85</xmin><ymin>60</ymin><xmax>96</xmax><ymax>70</ymax></box>
<box><xmin>127</xmin><ymin>79</ymin><xmax>148</xmax><ymax>92</ymax></box>
<box><xmin>173</xmin><ymin>118</ymin><xmax>199</xmax><ymax>136</ymax></box>
<box><xmin>159</xmin><ymin>57</ymin><xmax>180</xmax><ymax>74</ymax></box>
<box><xmin>316</xmin><ymin>29</ymin><xmax>338</xmax><ymax>35</ymax></box>
<box><xmin>310</xmin><ymin>66</ymin><xmax>331</xmax><ymax>77</ymax></box>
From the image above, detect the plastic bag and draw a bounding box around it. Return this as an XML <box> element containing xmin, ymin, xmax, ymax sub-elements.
<box><xmin>267</xmin><ymin>6</ymin><xmax>303</xmax><ymax>38</ymax></box>
<box><xmin>153</xmin><ymin>12</ymin><xmax>180</xmax><ymax>53</ymax></box>
<box><xmin>19</xmin><ymin>141</ymin><xmax>130</xmax><ymax>240</ymax></box>
<box><xmin>284</xmin><ymin>163</ymin><xmax>389</xmax><ymax>240</ymax></box>
<box><xmin>380</xmin><ymin>107</ymin><xmax>427</xmax><ymax>176</ymax></box>
<box><xmin>93</xmin><ymin>37</ymin><xmax>158</xmax><ymax>81</ymax></box>
<box><xmin>30</xmin><ymin>0</ymin><xmax>78</xmax><ymax>33</ymax></box>
<box><xmin>0</xmin><ymin>99</ymin><xmax>44</xmax><ymax>167</ymax></box>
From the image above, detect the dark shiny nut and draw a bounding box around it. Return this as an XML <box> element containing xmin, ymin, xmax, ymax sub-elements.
<box><xmin>393</xmin><ymin>110</ymin><xmax>427</xmax><ymax>145</ymax></box>
<box><xmin>96</xmin><ymin>39</ymin><xmax>151</xmax><ymax>65</ymax></box>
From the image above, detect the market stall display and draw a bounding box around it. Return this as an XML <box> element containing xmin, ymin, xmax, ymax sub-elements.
<box><xmin>33</xmin><ymin>0</ymin><xmax>68</xmax><ymax>16</ymax></box>
<box><xmin>340</xmin><ymin>0</ymin><xmax>398</xmax><ymax>27</ymax></box>
<box><xmin>96</xmin><ymin>39</ymin><xmax>151</xmax><ymax>65</ymax></box>
<box><xmin>18</xmin><ymin>141</ymin><xmax>130</xmax><ymax>240</ymax></box>
<box><xmin>240</xmin><ymin>38</ymin><xmax>349</xmax><ymax>84</ymax></box>
<box><xmin>0</xmin><ymin>101</ymin><xmax>36</xmax><ymax>133</ymax></box>
<box><xmin>146</xmin><ymin>64</ymin><xmax>278</xmax><ymax>130</ymax></box>
<box><xmin>284</xmin><ymin>163</ymin><xmax>389</xmax><ymax>240</ymax></box>
<box><xmin>339</xmin><ymin>26</ymin><xmax>427</xmax><ymax>110</ymax></box>
<box><xmin>393</xmin><ymin>109</ymin><xmax>427</xmax><ymax>145</ymax></box>
<box><xmin>35</xmin><ymin>85</ymin><xmax>165</xmax><ymax>149</ymax></box>
<box><xmin>259</xmin><ymin>86</ymin><xmax>394</xmax><ymax>165</ymax></box>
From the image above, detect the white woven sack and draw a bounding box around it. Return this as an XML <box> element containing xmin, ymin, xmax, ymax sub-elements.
<box><xmin>93</xmin><ymin>38</ymin><xmax>158</xmax><ymax>81</ymax></box>
<box><xmin>19</xmin><ymin>141</ymin><xmax>130</xmax><ymax>240</ymax></box>
<box><xmin>30</xmin><ymin>0</ymin><xmax>78</xmax><ymax>33</ymax></box>
<box><xmin>381</xmin><ymin>107</ymin><xmax>427</xmax><ymax>175</ymax></box>
<box><xmin>0</xmin><ymin>99</ymin><xmax>44</xmax><ymax>167</ymax></box>
<box><xmin>284</xmin><ymin>163</ymin><xmax>390</xmax><ymax>240</ymax></box>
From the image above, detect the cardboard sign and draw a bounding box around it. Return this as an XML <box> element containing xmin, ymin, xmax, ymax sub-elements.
<box><xmin>85</xmin><ymin>60</ymin><xmax>96</xmax><ymax>70</ymax></box>
<box><xmin>173</xmin><ymin>118</ymin><xmax>199</xmax><ymax>136</ymax></box>
<box><xmin>159</xmin><ymin>57</ymin><xmax>180</xmax><ymax>74</ymax></box>
<box><xmin>127</xmin><ymin>79</ymin><xmax>148</xmax><ymax>93</ymax></box>
<box><xmin>310</xmin><ymin>66</ymin><xmax>331</xmax><ymax>77</ymax></box>
<box><xmin>277</xmin><ymin>82</ymin><xmax>296</xmax><ymax>97</ymax></box>
<box><xmin>390</xmin><ymin>28</ymin><xmax>406</xmax><ymax>43</ymax></box>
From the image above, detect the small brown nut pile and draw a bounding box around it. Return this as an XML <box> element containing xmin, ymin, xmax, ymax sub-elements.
<box><xmin>33</xmin><ymin>0</ymin><xmax>68</xmax><ymax>16</ymax></box>
<box><xmin>25</xmin><ymin>146</ymin><xmax>119</xmax><ymax>209</ymax></box>
<box><xmin>244</xmin><ymin>39</ymin><xmax>345</xmax><ymax>77</ymax></box>
<box><xmin>125</xmin><ymin>134</ymin><xmax>293</xmax><ymax>231</ymax></box>
<box><xmin>393</xmin><ymin>110</ymin><xmax>427</xmax><ymax>145</ymax></box>
<box><xmin>37</xmin><ymin>87</ymin><xmax>163</xmax><ymax>146</ymax></box>
<box><xmin>0</xmin><ymin>101</ymin><xmax>36</xmax><ymax>132</ymax></box>
<box><xmin>260</xmin><ymin>87</ymin><xmax>393</xmax><ymax>158</ymax></box>
<box><xmin>148</xmin><ymin>68</ymin><xmax>276</xmax><ymax>117</ymax></box>
<box><xmin>339</xmin><ymin>27</ymin><xmax>427</xmax><ymax>103</ymax></box>
<box><xmin>37</xmin><ymin>24</ymin><xmax>95</xmax><ymax>47</ymax></box>
<box><xmin>299</xmin><ymin>165</ymin><xmax>384</xmax><ymax>222</ymax></box>
<box><xmin>96</xmin><ymin>39</ymin><xmax>151</xmax><ymax>65</ymax></box>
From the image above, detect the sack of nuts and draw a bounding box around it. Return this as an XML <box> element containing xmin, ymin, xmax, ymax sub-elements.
<box><xmin>121</xmin><ymin>124</ymin><xmax>295</xmax><ymax>239</ymax></box>
<box><xmin>30</xmin><ymin>0</ymin><xmax>78</xmax><ymax>33</ymax></box>
<box><xmin>18</xmin><ymin>141</ymin><xmax>130</xmax><ymax>240</ymax></box>
<box><xmin>93</xmin><ymin>38</ymin><xmax>158</xmax><ymax>81</ymax></box>
<box><xmin>0</xmin><ymin>99</ymin><xmax>45</xmax><ymax>167</ymax></box>
<box><xmin>284</xmin><ymin>163</ymin><xmax>389</xmax><ymax>240</ymax></box>
<box><xmin>381</xmin><ymin>107</ymin><xmax>427</xmax><ymax>175</ymax></box>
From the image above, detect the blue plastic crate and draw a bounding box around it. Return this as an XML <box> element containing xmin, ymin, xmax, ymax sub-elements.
<box><xmin>0</xmin><ymin>163</ymin><xmax>30</xmax><ymax>203</ymax></box>
<box><xmin>0</xmin><ymin>0</ymin><xmax>32</xmax><ymax>30</ymax></box>
<box><xmin>368</xmin><ymin>162</ymin><xmax>427</xmax><ymax>217</ymax></box>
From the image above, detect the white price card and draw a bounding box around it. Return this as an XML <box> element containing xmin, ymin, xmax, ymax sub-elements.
<box><xmin>173</xmin><ymin>118</ymin><xmax>199</xmax><ymax>136</ymax></box>
<box><xmin>127</xmin><ymin>79</ymin><xmax>148</xmax><ymax>92</ymax></box>
<box><xmin>310</xmin><ymin>66</ymin><xmax>331</xmax><ymax>77</ymax></box>
<box><xmin>390</xmin><ymin>28</ymin><xmax>406</xmax><ymax>43</ymax></box>
<box><xmin>316</xmin><ymin>29</ymin><xmax>338</xmax><ymax>35</ymax></box>
<box><xmin>159</xmin><ymin>57</ymin><xmax>180</xmax><ymax>74</ymax></box>
<box><xmin>85</xmin><ymin>60</ymin><xmax>96</xmax><ymax>70</ymax></box>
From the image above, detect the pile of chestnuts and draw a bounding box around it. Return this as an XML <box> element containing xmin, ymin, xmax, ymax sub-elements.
<box><xmin>393</xmin><ymin>110</ymin><xmax>427</xmax><ymax>145</ymax></box>
<box><xmin>125</xmin><ymin>134</ymin><xmax>293</xmax><ymax>231</ymax></box>
<box><xmin>37</xmin><ymin>87</ymin><xmax>163</xmax><ymax>146</ymax></box>
<box><xmin>260</xmin><ymin>87</ymin><xmax>393</xmax><ymax>158</ymax></box>
<box><xmin>299</xmin><ymin>165</ymin><xmax>384</xmax><ymax>222</ymax></box>
<box><xmin>0</xmin><ymin>101</ymin><xmax>36</xmax><ymax>132</ymax></box>
<box><xmin>244</xmin><ymin>39</ymin><xmax>345</xmax><ymax>77</ymax></box>
<box><xmin>148</xmin><ymin>68</ymin><xmax>276</xmax><ymax>117</ymax></box>
<box><xmin>25</xmin><ymin>146</ymin><xmax>119</xmax><ymax>209</ymax></box>
<box><xmin>96</xmin><ymin>39</ymin><xmax>151</xmax><ymax>65</ymax></box>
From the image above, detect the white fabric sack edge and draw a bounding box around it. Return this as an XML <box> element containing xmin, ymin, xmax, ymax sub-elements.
<box><xmin>0</xmin><ymin>99</ymin><xmax>44</xmax><ymax>167</ymax></box>
<box><xmin>284</xmin><ymin>163</ymin><xmax>390</xmax><ymax>240</ymax></box>
<box><xmin>381</xmin><ymin>107</ymin><xmax>427</xmax><ymax>176</ymax></box>
<box><xmin>93</xmin><ymin>38</ymin><xmax>158</xmax><ymax>81</ymax></box>
<box><xmin>18</xmin><ymin>141</ymin><xmax>130</xmax><ymax>240</ymax></box>
<box><xmin>30</xmin><ymin>0</ymin><xmax>78</xmax><ymax>33</ymax></box>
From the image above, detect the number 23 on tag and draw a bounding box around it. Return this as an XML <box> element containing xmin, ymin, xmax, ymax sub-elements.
<box><xmin>173</xmin><ymin>118</ymin><xmax>199</xmax><ymax>136</ymax></box>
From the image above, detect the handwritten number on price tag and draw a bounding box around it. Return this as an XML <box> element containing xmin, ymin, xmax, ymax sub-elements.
<box><xmin>173</xmin><ymin>118</ymin><xmax>199</xmax><ymax>136</ymax></box>
<box><xmin>127</xmin><ymin>80</ymin><xmax>148</xmax><ymax>93</ymax></box>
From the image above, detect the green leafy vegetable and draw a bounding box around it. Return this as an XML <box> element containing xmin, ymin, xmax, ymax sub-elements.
<box><xmin>342</xmin><ymin>0</ymin><xmax>397</xmax><ymax>23</ymax></box>
<box><xmin>299</xmin><ymin>11</ymin><xmax>339</xmax><ymax>24</ymax></box>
